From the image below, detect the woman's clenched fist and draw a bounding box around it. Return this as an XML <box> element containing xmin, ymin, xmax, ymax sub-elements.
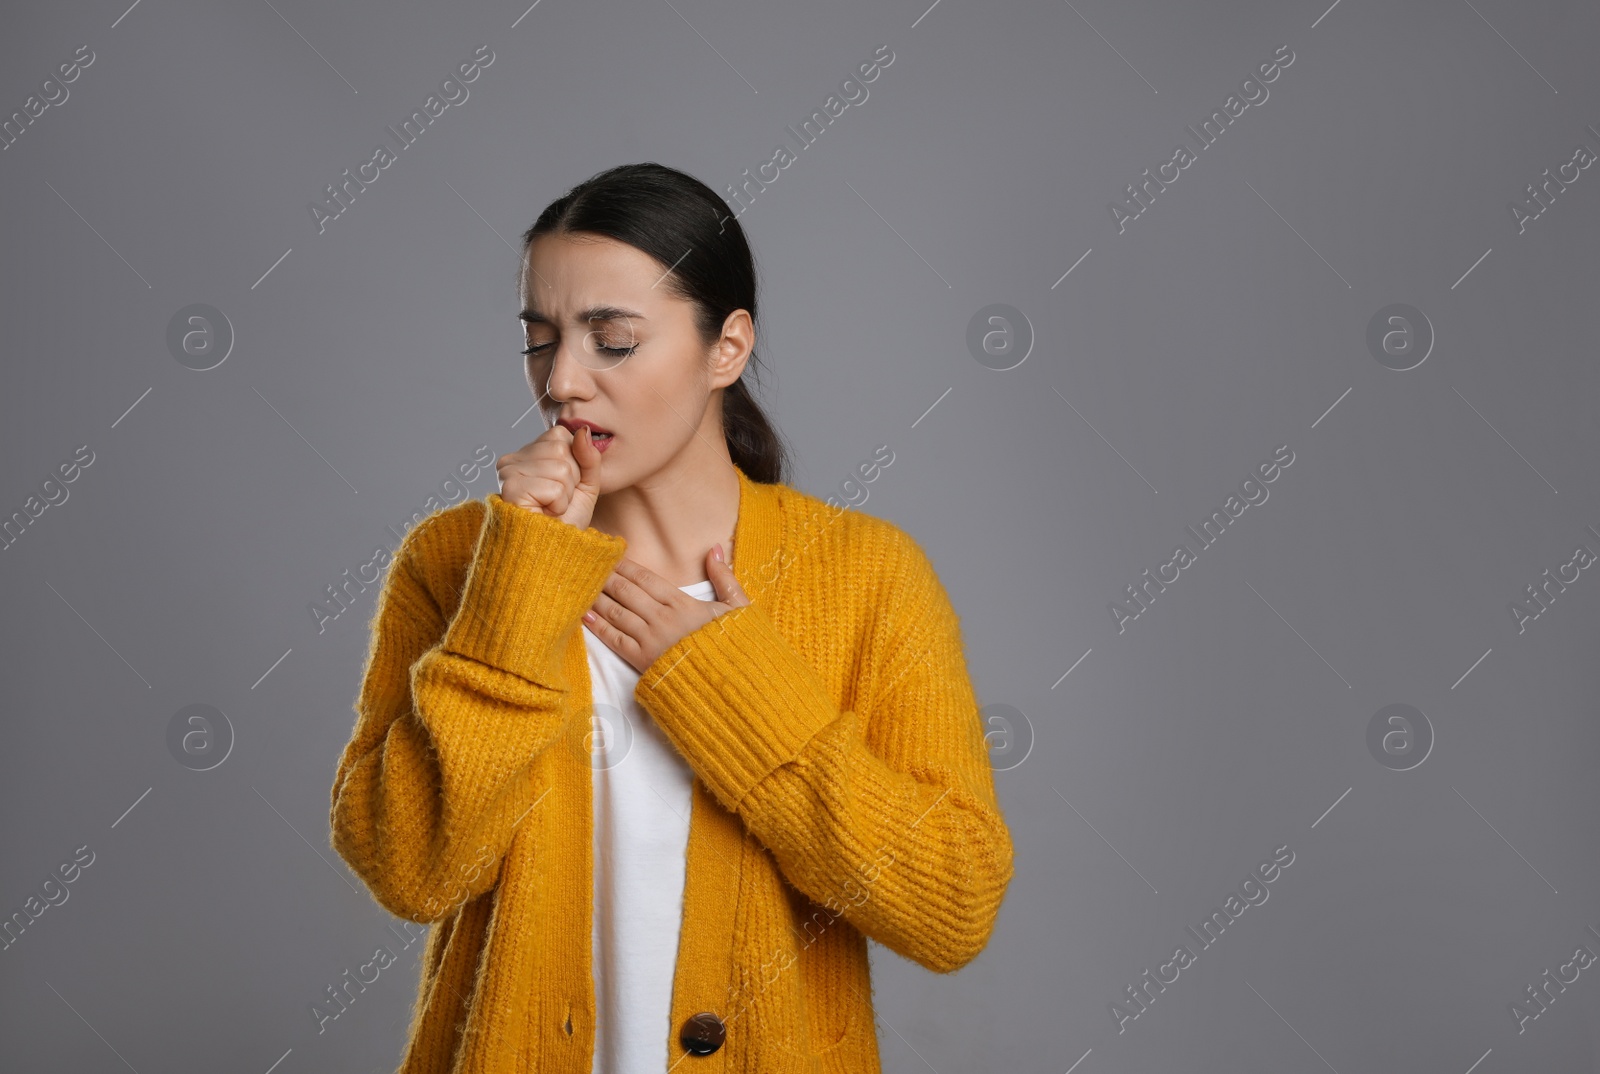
<box><xmin>495</xmin><ymin>424</ymin><xmax>605</xmax><ymax>531</ymax></box>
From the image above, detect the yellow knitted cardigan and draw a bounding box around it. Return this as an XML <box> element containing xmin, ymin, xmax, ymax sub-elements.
<box><xmin>329</xmin><ymin>462</ymin><xmax>1015</xmax><ymax>1074</ymax></box>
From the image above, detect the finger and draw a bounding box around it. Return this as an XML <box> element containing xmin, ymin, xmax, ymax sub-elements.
<box><xmin>582</xmin><ymin>606</ymin><xmax>630</xmax><ymax>656</ymax></box>
<box><xmin>591</xmin><ymin>590</ymin><xmax>650</xmax><ymax>638</ymax></box>
<box><xmin>571</xmin><ymin>425</ymin><xmax>603</xmax><ymax>492</ymax></box>
<box><xmin>551</xmin><ymin>426</ymin><xmax>580</xmax><ymax>485</ymax></box>
<box><xmin>707</xmin><ymin>546</ymin><xmax>750</xmax><ymax>606</ymax></box>
<box><xmin>610</xmin><ymin>558</ymin><xmax>679</xmax><ymax>606</ymax></box>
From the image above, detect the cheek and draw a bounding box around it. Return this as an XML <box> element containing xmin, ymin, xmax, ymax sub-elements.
<box><xmin>625</xmin><ymin>378</ymin><xmax>696</xmax><ymax>438</ymax></box>
<box><xmin>524</xmin><ymin>358</ymin><xmax>549</xmax><ymax>394</ymax></box>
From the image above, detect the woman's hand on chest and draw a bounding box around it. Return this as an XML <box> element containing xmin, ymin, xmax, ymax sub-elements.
<box><xmin>583</xmin><ymin>542</ymin><xmax>751</xmax><ymax>674</ymax></box>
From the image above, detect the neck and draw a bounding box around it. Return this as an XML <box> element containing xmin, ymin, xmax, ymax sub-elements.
<box><xmin>589</xmin><ymin>455</ymin><xmax>740</xmax><ymax>588</ymax></box>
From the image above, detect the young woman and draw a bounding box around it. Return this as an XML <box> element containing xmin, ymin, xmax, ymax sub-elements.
<box><xmin>329</xmin><ymin>162</ymin><xmax>1014</xmax><ymax>1074</ymax></box>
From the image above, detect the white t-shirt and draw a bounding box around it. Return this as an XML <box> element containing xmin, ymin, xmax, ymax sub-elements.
<box><xmin>584</xmin><ymin>578</ymin><xmax>717</xmax><ymax>1074</ymax></box>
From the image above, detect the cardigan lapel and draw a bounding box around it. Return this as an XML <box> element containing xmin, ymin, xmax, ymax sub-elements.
<box><xmin>664</xmin><ymin>463</ymin><xmax>784</xmax><ymax>1068</ymax></box>
<box><xmin>551</xmin><ymin>461</ymin><xmax>787</xmax><ymax>1069</ymax></box>
<box><xmin>726</xmin><ymin>462</ymin><xmax>785</xmax><ymax>604</ymax></box>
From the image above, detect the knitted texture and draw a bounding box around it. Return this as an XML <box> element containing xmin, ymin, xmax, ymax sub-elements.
<box><xmin>329</xmin><ymin>463</ymin><xmax>1015</xmax><ymax>1074</ymax></box>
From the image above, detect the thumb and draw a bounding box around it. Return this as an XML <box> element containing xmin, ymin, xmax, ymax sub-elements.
<box><xmin>707</xmin><ymin>544</ymin><xmax>749</xmax><ymax>607</ymax></box>
<box><xmin>571</xmin><ymin>426</ymin><xmax>604</xmax><ymax>497</ymax></box>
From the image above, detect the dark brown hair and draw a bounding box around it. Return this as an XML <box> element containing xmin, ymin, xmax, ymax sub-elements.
<box><xmin>521</xmin><ymin>162</ymin><xmax>790</xmax><ymax>485</ymax></box>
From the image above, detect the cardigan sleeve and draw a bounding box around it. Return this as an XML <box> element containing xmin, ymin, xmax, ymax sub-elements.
<box><xmin>329</xmin><ymin>493</ymin><xmax>626</xmax><ymax>923</ymax></box>
<box><xmin>632</xmin><ymin>535</ymin><xmax>1014</xmax><ymax>974</ymax></box>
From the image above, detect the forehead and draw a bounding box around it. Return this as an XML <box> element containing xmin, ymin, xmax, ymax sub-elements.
<box><xmin>519</xmin><ymin>233</ymin><xmax>667</xmax><ymax>322</ymax></box>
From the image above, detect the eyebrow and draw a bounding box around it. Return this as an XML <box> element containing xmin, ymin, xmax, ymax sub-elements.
<box><xmin>519</xmin><ymin>305</ymin><xmax>649</xmax><ymax>325</ymax></box>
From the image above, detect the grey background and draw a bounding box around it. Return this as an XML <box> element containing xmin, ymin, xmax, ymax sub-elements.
<box><xmin>4</xmin><ymin>0</ymin><xmax>1599</xmax><ymax>1071</ymax></box>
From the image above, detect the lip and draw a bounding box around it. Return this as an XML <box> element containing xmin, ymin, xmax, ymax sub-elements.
<box><xmin>557</xmin><ymin>418</ymin><xmax>614</xmax><ymax>436</ymax></box>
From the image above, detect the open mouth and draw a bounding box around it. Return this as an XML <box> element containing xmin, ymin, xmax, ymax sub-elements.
<box><xmin>558</xmin><ymin>418</ymin><xmax>615</xmax><ymax>442</ymax></box>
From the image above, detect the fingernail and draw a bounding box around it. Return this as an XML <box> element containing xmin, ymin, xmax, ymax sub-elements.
<box><xmin>712</xmin><ymin>543</ymin><xmax>723</xmax><ymax>562</ymax></box>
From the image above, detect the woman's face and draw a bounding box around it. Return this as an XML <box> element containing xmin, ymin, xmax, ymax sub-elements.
<box><xmin>519</xmin><ymin>231</ymin><xmax>751</xmax><ymax>488</ymax></box>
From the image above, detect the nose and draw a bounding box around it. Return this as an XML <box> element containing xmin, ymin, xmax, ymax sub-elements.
<box><xmin>538</xmin><ymin>337</ymin><xmax>598</xmax><ymax>410</ymax></box>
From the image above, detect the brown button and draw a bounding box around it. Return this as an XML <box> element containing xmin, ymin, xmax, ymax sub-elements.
<box><xmin>679</xmin><ymin>1011</ymin><xmax>726</xmax><ymax>1056</ymax></box>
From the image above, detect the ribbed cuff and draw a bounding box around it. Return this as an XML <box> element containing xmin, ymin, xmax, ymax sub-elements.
<box><xmin>633</xmin><ymin>601</ymin><xmax>840</xmax><ymax>812</ymax></box>
<box><xmin>440</xmin><ymin>493</ymin><xmax>626</xmax><ymax>685</ymax></box>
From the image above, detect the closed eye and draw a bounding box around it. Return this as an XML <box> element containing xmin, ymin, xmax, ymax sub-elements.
<box><xmin>521</xmin><ymin>342</ymin><xmax>637</xmax><ymax>357</ymax></box>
